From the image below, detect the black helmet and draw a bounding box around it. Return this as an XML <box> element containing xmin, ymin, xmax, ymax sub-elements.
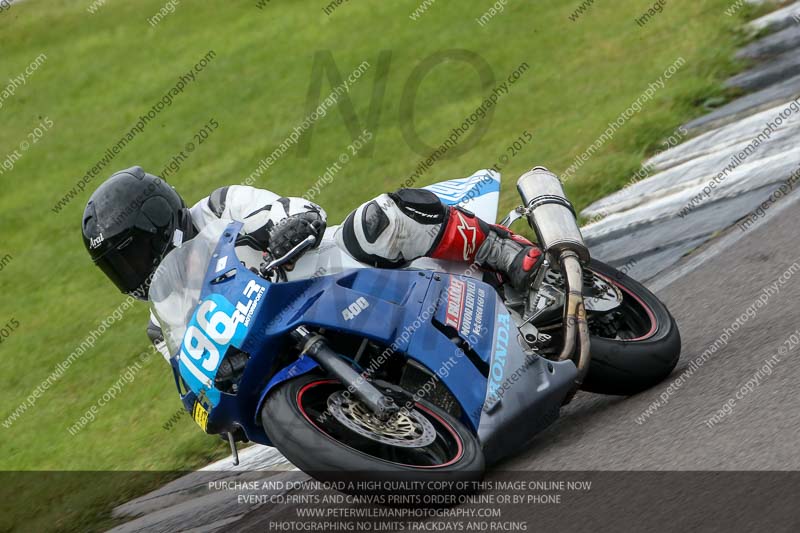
<box><xmin>82</xmin><ymin>166</ymin><xmax>194</xmax><ymax>300</ymax></box>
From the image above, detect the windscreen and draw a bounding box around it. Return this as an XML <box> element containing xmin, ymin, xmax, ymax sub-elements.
<box><xmin>149</xmin><ymin>219</ymin><xmax>232</xmax><ymax>357</ymax></box>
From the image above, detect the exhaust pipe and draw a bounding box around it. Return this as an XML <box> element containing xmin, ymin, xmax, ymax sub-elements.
<box><xmin>557</xmin><ymin>251</ymin><xmax>591</xmax><ymax>404</ymax></box>
<box><xmin>517</xmin><ymin>167</ymin><xmax>591</xmax><ymax>402</ymax></box>
<box><xmin>516</xmin><ymin>166</ymin><xmax>590</xmax><ymax>265</ymax></box>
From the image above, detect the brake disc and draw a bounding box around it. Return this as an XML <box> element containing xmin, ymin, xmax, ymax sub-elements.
<box><xmin>541</xmin><ymin>269</ymin><xmax>622</xmax><ymax>312</ymax></box>
<box><xmin>583</xmin><ymin>273</ymin><xmax>623</xmax><ymax>312</ymax></box>
<box><xmin>326</xmin><ymin>391</ymin><xmax>436</xmax><ymax>448</ymax></box>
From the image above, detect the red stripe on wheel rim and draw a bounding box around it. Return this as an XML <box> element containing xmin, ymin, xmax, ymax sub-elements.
<box><xmin>594</xmin><ymin>272</ymin><xmax>658</xmax><ymax>341</ymax></box>
<box><xmin>296</xmin><ymin>379</ymin><xmax>464</xmax><ymax>469</ymax></box>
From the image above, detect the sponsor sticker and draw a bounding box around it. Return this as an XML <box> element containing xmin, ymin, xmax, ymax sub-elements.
<box><xmin>215</xmin><ymin>256</ymin><xmax>228</xmax><ymax>273</ymax></box>
<box><xmin>459</xmin><ymin>279</ymin><xmax>487</xmax><ymax>340</ymax></box>
<box><xmin>444</xmin><ymin>277</ymin><xmax>488</xmax><ymax>340</ymax></box>
<box><xmin>445</xmin><ymin>278</ymin><xmax>466</xmax><ymax>328</ymax></box>
<box><xmin>487</xmin><ymin>312</ymin><xmax>511</xmax><ymax>403</ymax></box>
<box><xmin>193</xmin><ymin>401</ymin><xmax>209</xmax><ymax>431</ymax></box>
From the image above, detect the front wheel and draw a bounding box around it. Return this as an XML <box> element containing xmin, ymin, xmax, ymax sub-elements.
<box><xmin>581</xmin><ymin>259</ymin><xmax>682</xmax><ymax>395</ymax></box>
<box><xmin>262</xmin><ymin>375</ymin><xmax>484</xmax><ymax>485</ymax></box>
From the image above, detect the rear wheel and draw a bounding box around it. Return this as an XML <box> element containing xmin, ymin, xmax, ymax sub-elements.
<box><xmin>581</xmin><ymin>259</ymin><xmax>681</xmax><ymax>395</ymax></box>
<box><xmin>262</xmin><ymin>375</ymin><xmax>484</xmax><ymax>485</ymax></box>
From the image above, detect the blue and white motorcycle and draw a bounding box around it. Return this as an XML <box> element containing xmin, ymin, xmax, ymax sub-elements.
<box><xmin>149</xmin><ymin>167</ymin><xmax>680</xmax><ymax>481</ymax></box>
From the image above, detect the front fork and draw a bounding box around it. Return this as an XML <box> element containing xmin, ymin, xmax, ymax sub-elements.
<box><xmin>290</xmin><ymin>327</ymin><xmax>400</xmax><ymax>420</ymax></box>
<box><xmin>260</xmin><ymin>236</ymin><xmax>402</xmax><ymax>422</ymax></box>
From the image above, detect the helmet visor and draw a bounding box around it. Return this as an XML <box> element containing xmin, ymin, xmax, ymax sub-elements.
<box><xmin>94</xmin><ymin>229</ymin><xmax>163</xmax><ymax>299</ymax></box>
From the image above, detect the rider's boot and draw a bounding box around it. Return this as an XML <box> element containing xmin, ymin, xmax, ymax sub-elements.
<box><xmin>429</xmin><ymin>206</ymin><xmax>543</xmax><ymax>291</ymax></box>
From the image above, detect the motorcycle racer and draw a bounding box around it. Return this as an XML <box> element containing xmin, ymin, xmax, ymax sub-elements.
<box><xmin>81</xmin><ymin>166</ymin><xmax>543</xmax><ymax>358</ymax></box>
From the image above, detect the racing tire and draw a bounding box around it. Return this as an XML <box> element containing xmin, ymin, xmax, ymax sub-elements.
<box><xmin>581</xmin><ymin>259</ymin><xmax>682</xmax><ymax>396</ymax></box>
<box><xmin>261</xmin><ymin>375</ymin><xmax>485</xmax><ymax>488</ymax></box>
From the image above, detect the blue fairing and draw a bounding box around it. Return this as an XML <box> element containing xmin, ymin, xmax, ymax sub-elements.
<box><xmin>251</xmin><ymin>269</ymin><xmax>493</xmax><ymax>431</ymax></box>
<box><xmin>174</xmin><ymin>221</ymin><xmax>576</xmax><ymax>462</ymax></box>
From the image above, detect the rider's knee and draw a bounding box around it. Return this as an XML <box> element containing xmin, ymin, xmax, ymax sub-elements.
<box><xmin>339</xmin><ymin>189</ymin><xmax>447</xmax><ymax>267</ymax></box>
<box><xmin>340</xmin><ymin>194</ymin><xmax>406</xmax><ymax>267</ymax></box>
<box><xmin>387</xmin><ymin>188</ymin><xmax>448</xmax><ymax>224</ymax></box>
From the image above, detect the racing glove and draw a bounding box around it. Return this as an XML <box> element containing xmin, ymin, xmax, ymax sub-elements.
<box><xmin>267</xmin><ymin>211</ymin><xmax>326</xmax><ymax>259</ymax></box>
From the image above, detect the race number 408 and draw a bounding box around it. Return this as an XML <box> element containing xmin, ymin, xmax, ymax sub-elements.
<box><xmin>342</xmin><ymin>297</ymin><xmax>369</xmax><ymax>321</ymax></box>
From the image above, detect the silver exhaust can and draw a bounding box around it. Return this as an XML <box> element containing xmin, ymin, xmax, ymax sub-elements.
<box><xmin>516</xmin><ymin>166</ymin><xmax>590</xmax><ymax>264</ymax></box>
